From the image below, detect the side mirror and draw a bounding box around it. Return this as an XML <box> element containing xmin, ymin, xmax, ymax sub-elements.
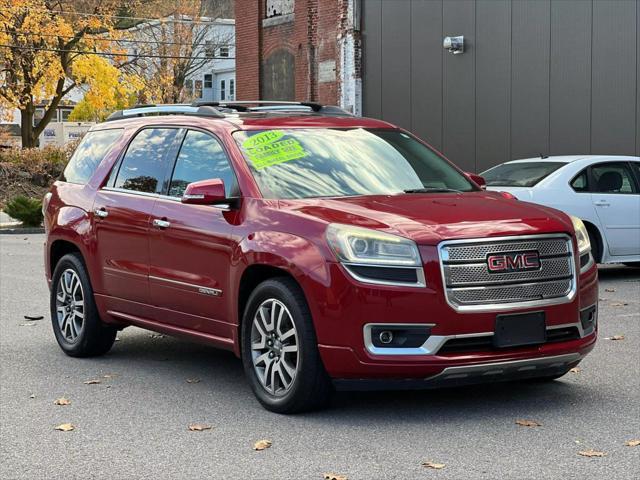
<box><xmin>466</xmin><ymin>172</ymin><xmax>487</xmax><ymax>190</ymax></box>
<box><xmin>181</xmin><ymin>178</ymin><xmax>227</xmax><ymax>205</ymax></box>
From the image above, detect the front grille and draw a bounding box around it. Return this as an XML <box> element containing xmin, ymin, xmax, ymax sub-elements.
<box><xmin>439</xmin><ymin>235</ymin><xmax>576</xmax><ymax>311</ymax></box>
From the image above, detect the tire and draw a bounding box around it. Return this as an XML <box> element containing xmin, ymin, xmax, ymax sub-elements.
<box><xmin>587</xmin><ymin>228</ymin><xmax>601</xmax><ymax>264</ymax></box>
<box><xmin>50</xmin><ymin>253</ymin><xmax>117</xmax><ymax>357</ymax></box>
<box><xmin>241</xmin><ymin>277</ymin><xmax>332</xmax><ymax>413</ymax></box>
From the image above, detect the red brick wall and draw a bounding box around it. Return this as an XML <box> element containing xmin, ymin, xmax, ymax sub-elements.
<box><xmin>235</xmin><ymin>0</ymin><xmax>347</xmax><ymax>104</ymax></box>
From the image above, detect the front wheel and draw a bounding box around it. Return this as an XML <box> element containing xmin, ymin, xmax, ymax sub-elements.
<box><xmin>241</xmin><ymin>278</ymin><xmax>332</xmax><ymax>413</ymax></box>
<box><xmin>50</xmin><ymin>253</ymin><xmax>117</xmax><ymax>357</ymax></box>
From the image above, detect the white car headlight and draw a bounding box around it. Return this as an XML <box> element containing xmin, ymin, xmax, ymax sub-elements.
<box><xmin>570</xmin><ymin>215</ymin><xmax>591</xmax><ymax>256</ymax></box>
<box><xmin>326</xmin><ymin>224</ymin><xmax>421</xmax><ymax>266</ymax></box>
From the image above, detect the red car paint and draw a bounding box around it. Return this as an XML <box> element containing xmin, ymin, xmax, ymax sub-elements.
<box><xmin>44</xmin><ymin>113</ymin><xmax>597</xmax><ymax>382</ymax></box>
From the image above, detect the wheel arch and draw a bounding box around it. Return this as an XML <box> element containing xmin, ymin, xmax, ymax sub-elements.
<box><xmin>582</xmin><ymin>219</ymin><xmax>604</xmax><ymax>263</ymax></box>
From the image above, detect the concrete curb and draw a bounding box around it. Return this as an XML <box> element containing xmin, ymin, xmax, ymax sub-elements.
<box><xmin>0</xmin><ymin>227</ymin><xmax>45</xmax><ymax>235</ymax></box>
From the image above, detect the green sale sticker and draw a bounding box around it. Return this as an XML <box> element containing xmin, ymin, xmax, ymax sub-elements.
<box><xmin>242</xmin><ymin>130</ymin><xmax>307</xmax><ymax>169</ymax></box>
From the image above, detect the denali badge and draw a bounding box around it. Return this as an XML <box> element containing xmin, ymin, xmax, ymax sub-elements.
<box><xmin>486</xmin><ymin>251</ymin><xmax>541</xmax><ymax>273</ymax></box>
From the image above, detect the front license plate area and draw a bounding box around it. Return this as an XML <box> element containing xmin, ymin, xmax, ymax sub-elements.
<box><xmin>494</xmin><ymin>312</ymin><xmax>546</xmax><ymax>348</ymax></box>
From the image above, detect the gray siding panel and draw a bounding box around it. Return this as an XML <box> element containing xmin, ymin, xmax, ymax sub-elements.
<box><xmin>550</xmin><ymin>0</ymin><xmax>592</xmax><ymax>155</ymax></box>
<box><xmin>380</xmin><ymin>0</ymin><xmax>412</xmax><ymax>129</ymax></box>
<box><xmin>591</xmin><ymin>0</ymin><xmax>636</xmax><ymax>154</ymax></box>
<box><xmin>443</xmin><ymin>0</ymin><xmax>476</xmax><ymax>170</ymax></box>
<box><xmin>361</xmin><ymin>0</ymin><xmax>382</xmax><ymax>119</ymax></box>
<box><xmin>410</xmin><ymin>0</ymin><xmax>443</xmax><ymax>151</ymax></box>
<box><xmin>475</xmin><ymin>0</ymin><xmax>511</xmax><ymax>172</ymax></box>
<box><xmin>511</xmin><ymin>0</ymin><xmax>551</xmax><ymax>160</ymax></box>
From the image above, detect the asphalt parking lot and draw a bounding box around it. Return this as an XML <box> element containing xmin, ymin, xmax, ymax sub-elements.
<box><xmin>1</xmin><ymin>234</ymin><xmax>638</xmax><ymax>480</ymax></box>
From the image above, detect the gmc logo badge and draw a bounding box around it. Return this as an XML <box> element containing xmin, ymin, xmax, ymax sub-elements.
<box><xmin>486</xmin><ymin>251</ymin><xmax>541</xmax><ymax>273</ymax></box>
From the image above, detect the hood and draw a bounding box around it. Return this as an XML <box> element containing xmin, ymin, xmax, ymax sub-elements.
<box><xmin>279</xmin><ymin>191</ymin><xmax>572</xmax><ymax>245</ymax></box>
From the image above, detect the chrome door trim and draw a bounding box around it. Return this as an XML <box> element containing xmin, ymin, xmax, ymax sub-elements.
<box><xmin>149</xmin><ymin>275</ymin><xmax>222</xmax><ymax>297</ymax></box>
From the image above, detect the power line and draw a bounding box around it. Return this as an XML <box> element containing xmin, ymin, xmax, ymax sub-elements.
<box><xmin>20</xmin><ymin>7</ymin><xmax>230</xmax><ymax>25</ymax></box>
<box><xmin>0</xmin><ymin>29</ymin><xmax>234</xmax><ymax>48</ymax></box>
<box><xmin>0</xmin><ymin>43</ymin><xmax>235</xmax><ymax>61</ymax></box>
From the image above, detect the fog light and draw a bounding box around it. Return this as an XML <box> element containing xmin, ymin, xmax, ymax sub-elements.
<box><xmin>379</xmin><ymin>331</ymin><xmax>393</xmax><ymax>344</ymax></box>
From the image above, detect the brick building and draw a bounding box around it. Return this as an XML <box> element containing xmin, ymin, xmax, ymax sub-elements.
<box><xmin>235</xmin><ymin>0</ymin><xmax>361</xmax><ymax>114</ymax></box>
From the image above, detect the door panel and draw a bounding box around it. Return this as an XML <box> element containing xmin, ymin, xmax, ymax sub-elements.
<box><xmin>590</xmin><ymin>162</ymin><xmax>640</xmax><ymax>256</ymax></box>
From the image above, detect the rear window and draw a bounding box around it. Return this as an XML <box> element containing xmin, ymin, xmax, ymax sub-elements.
<box><xmin>481</xmin><ymin>161</ymin><xmax>566</xmax><ymax>187</ymax></box>
<box><xmin>62</xmin><ymin>129</ymin><xmax>123</xmax><ymax>184</ymax></box>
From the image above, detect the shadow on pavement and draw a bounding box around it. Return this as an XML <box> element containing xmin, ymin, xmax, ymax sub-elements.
<box><xmin>597</xmin><ymin>264</ymin><xmax>640</xmax><ymax>280</ymax></box>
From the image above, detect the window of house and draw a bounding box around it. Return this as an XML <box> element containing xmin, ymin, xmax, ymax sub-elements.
<box><xmin>62</xmin><ymin>129</ymin><xmax>123</xmax><ymax>184</ymax></box>
<box><xmin>168</xmin><ymin>130</ymin><xmax>237</xmax><ymax>198</ymax></box>
<box><xmin>185</xmin><ymin>79</ymin><xmax>193</xmax><ymax>98</ymax></box>
<box><xmin>266</xmin><ymin>0</ymin><xmax>295</xmax><ymax>18</ymax></box>
<box><xmin>229</xmin><ymin>79</ymin><xmax>235</xmax><ymax>100</ymax></box>
<box><xmin>114</xmin><ymin>128</ymin><xmax>181</xmax><ymax>194</ymax></box>
<box><xmin>195</xmin><ymin>80</ymin><xmax>203</xmax><ymax>98</ymax></box>
<box><xmin>204</xmin><ymin>74</ymin><xmax>213</xmax><ymax>89</ymax></box>
<box><xmin>205</xmin><ymin>40</ymin><xmax>215</xmax><ymax>58</ymax></box>
<box><xmin>34</xmin><ymin>109</ymin><xmax>45</xmax><ymax>127</ymax></box>
<box><xmin>219</xmin><ymin>46</ymin><xmax>229</xmax><ymax>58</ymax></box>
<box><xmin>220</xmin><ymin>80</ymin><xmax>226</xmax><ymax>101</ymax></box>
<box><xmin>61</xmin><ymin>109</ymin><xmax>71</xmax><ymax>122</ymax></box>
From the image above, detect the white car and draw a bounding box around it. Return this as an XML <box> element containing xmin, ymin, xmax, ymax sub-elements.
<box><xmin>482</xmin><ymin>155</ymin><xmax>640</xmax><ymax>266</ymax></box>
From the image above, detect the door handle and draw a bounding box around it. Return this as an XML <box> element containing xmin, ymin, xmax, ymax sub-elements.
<box><xmin>594</xmin><ymin>200</ymin><xmax>610</xmax><ymax>207</ymax></box>
<box><xmin>94</xmin><ymin>208</ymin><xmax>109</xmax><ymax>218</ymax></box>
<box><xmin>152</xmin><ymin>218</ymin><xmax>171</xmax><ymax>229</ymax></box>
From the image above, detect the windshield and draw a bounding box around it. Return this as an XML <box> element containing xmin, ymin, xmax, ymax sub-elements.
<box><xmin>232</xmin><ymin>128</ymin><xmax>476</xmax><ymax>199</ymax></box>
<box><xmin>482</xmin><ymin>161</ymin><xmax>566</xmax><ymax>187</ymax></box>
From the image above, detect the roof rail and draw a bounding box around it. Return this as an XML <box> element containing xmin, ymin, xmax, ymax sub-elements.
<box><xmin>191</xmin><ymin>100</ymin><xmax>353</xmax><ymax>116</ymax></box>
<box><xmin>106</xmin><ymin>104</ymin><xmax>225</xmax><ymax>121</ymax></box>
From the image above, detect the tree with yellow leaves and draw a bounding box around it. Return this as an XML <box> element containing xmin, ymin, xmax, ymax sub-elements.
<box><xmin>0</xmin><ymin>0</ymin><xmax>142</xmax><ymax>147</ymax></box>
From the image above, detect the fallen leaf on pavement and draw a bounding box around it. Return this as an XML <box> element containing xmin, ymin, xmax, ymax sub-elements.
<box><xmin>605</xmin><ymin>335</ymin><xmax>625</xmax><ymax>341</ymax></box>
<box><xmin>253</xmin><ymin>439</ymin><xmax>272</xmax><ymax>451</ymax></box>
<box><xmin>604</xmin><ymin>288</ymin><xmax>615</xmax><ymax>293</ymax></box>
<box><xmin>188</xmin><ymin>423</ymin><xmax>212</xmax><ymax>432</ymax></box>
<box><xmin>18</xmin><ymin>323</ymin><xmax>37</xmax><ymax>327</ymax></box>
<box><xmin>625</xmin><ymin>440</ymin><xmax>640</xmax><ymax>447</ymax></box>
<box><xmin>516</xmin><ymin>419</ymin><xmax>542</xmax><ymax>427</ymax></box>
<box><xmin>54</xmin><ymin>423</ymin><xmax>75</xmax><ymax>432</ymax></box>
<box><xmin>186</xmin><ymin>378</ymin><xmax>201</xmax><ymax>384</ymax></box>
<box><xmin>149</xmin><ymin>333</ymin><xmax>164</xmax><ymax>339</ymax></box>
<box><xmin>569</xmin><ymin>367</ymin><xmax>581</xmax><ymax>373</ymax></box>
<box><xmin>578</xmin><ymin>449</ymin><xmax>606</xmax><ymax>457</ymax></box>
<box><xmin>83</xmin><ymin>379</ymin><xmax>101</xmax><ymax>385</ymax></box>
<box><xmin>324</xmin><ymin>473</ymin><xmax>348</xmax><ymax>480</ymax></box>
<box><xmin>29</xmin><ymin>394</ymin><xmax>35</xmax><ymax>399</ymax></box>
<box><xmin>103</xmin><ymin>373</ymin><xmax>119</xmax><ymax>379</ymax></box>
<box><xmin>54</xmin><ymin>397</ymin><xmax>71</xmax><ymax>406</ymax></box>
<box><xmin>610</xmin><ymin>302</ymin><xmax>628</xmax><ymax>307</ymax></box>
<box><xmin>422</xmin><ymin>461</ymin><xmax>446</xmax><ymax>470</ymax></box>
<box><xmin>23</xmin><ymin>315</ymin><xmax>44</xmax><ymax>321</ymax></box>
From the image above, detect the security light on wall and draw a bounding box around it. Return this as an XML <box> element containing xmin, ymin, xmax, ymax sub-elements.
<box><xmin>443</xmin><ymin>36</ymin><xmax>464</xmax><ymax>55</ymax></box>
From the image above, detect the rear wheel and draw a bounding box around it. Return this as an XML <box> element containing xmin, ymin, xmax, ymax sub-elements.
<box><xmin>586</xmin><ymin>228</ymin><xmax>601</xmax><ymax>264</ymax></box>
<box><xmin>50</xmin><ymin>253</ymin><xmax>117</xmax><ymax>357</ymax></box>
<box><xmin>241</xmin><ymin>278</ymin><xmax>332</xmax><ymax>413</ymax></box>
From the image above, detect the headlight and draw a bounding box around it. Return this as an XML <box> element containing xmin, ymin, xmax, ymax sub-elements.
<box><xmin>570</xmin><ymin>215</ymin><xmax>591</xmax><ymax>255</ymax></box>
<box><xmin>326</xmin><ymin>224</ymin><xmax>421</xmax><ymax>266</ymax></box>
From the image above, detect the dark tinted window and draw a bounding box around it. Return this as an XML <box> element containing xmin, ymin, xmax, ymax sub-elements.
<box><xmin>232</xmin><ymin>129</ymin><xmax>475</xmax><ymax>199</ymax></box>
<box><xmin>169</xmin><ymin>131</ymin><xmax>237</xmax><ymax>197</ymax></box>
<box><xmin>481</xmin><ymin>162</ymin><xmax>566</xmax><ymax>187</ymax></box>
<box><xmin>62</xmin><ymin>129</ymin><xmax>123</xmax><ymax>184</ymax></box>
<box><xmin>114</xmin><ymin>128</ymin><xmax>180</xmax><ymax>193</ymax></box>
<box><xmin>591</xmin><ymin>163</ymin><xmax>637</xmax><ymax>194</ymax></box>
<box><xmin>571</xmin><ymin>170</ymin><xmax>588</xmax><ymax>192</ymax></box>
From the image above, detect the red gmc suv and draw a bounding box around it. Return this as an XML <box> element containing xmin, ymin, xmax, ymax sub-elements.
<box><xmin>43</xmin><ymin>101</ymin><xmax>598</xmax><ymax>413</ymax></box>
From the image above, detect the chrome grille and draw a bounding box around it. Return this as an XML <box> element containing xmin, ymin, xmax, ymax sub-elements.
<box><xmin>439</xmin><ymin>235</ymin><xmax>576</xmax><ymax>311</ymax></box>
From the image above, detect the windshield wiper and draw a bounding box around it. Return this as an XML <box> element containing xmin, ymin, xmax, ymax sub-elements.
<box><xmin>403</xmin><ymin>187</ymin><xmax>462</xmax><ymax>194</ymax></box>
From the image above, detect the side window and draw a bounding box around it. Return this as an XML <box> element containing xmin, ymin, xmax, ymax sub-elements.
<box><xmin>590</xmin><ymin>163</ymin><xmax>637</xmax><ymax>194</ymax></box>
<box><xmin>570</xmin><ymin>170</ymin><xmax>588</xmax><ymax>192</ymax></box>
<box><xmin>168</xmin><ymin>130</ymin><xmax>237</xmax><ymax>198</ymax></box>
<box><xmin>62</xmin><ymin>129</ymin><xmax>123</xmax><ymax>184</ymax></box>
<box><xmin>114</xmin><ymin>128</ymin><xmax>180</xmax><ymax>194</ymax></box>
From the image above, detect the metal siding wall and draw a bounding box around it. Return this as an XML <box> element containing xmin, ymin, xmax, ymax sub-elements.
<box><xmin>475</xmin><ymin>0</ymin><xmax>511</xmax><ymax>172</ymax></box>
<box><xmin>443</xmin><ymin>0</ymin><xmax>476</xmax><ymax>171</ymax></box>
<box><xmin>550</xmin><ymin>0</ymin><xmax>592</xmax><ymax>155</ymax></box>
<box><xmin>380</xmin><ymin>1</ymin><xmax>412</xmax><ymax>129</ymax></box>
<box><xmin>591</xmin><ymin>0</ymin><xmax>637</xmax><ymax>154</ymax></box>
<box><xmin>410</xmin><ymin>0</ymin><xmax>444</xmax><ymax>151</ymax></box>
<box><xmin>361</xmin><ymin>0</ymin><xmax>640</xmax><ymax>172</ymax></box>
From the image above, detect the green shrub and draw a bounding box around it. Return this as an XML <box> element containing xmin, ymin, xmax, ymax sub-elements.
<box><xmin>4</xmin><ymin>195</ymin><xmax>43</xmax><ymax>227</ymax></box>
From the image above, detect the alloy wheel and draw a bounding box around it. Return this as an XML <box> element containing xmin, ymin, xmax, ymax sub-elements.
<box><xmin>55</xmin><ymin>269</ymin><xmax>85</xmax><ymax>342</ymax></box>
<box><xmin>250</xmin><ymin>298</ymin><xmax>299</xmax><ymax>396</ymax></box>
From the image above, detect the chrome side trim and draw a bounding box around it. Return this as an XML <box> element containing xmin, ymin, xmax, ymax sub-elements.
<box><xmin>101</xmin><ymin>187</ymin><xmax>232</xmax><ymax>210</ymax></box>
<box><xmin>437</xmin><ymin>233</ymin><xmax>577</xmax><ymax>312</ymax></box>
<box><xmin>343</xmin><ymin>263</ymin><xmax>427</xmax><ymax>288</ymax></box>
<box><xmin>149</xmin><ymin>275</ymin><xmax>222</xmax><ymax>297</ymax></box>
<box><xmin>363</xmin><ymin>323</ymin><xmax>491</xmax><ymax>356</ymax></box>
<box><xmin>429</xmin><ymin>352</ymin><xmax>582</xmax><ymax>380</ymax></box>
